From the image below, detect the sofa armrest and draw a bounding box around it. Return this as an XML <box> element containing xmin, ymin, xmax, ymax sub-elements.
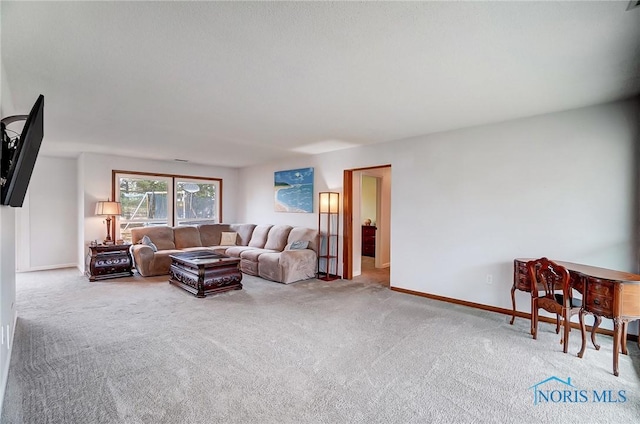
<box><xmin>280</xmin><ymin>249</ymin><xmax>318</xmax><ymax>284</ymax></box>
<box><xmin>280</xmin><ymin>248</ymin><xmax>317</xmax><ymax>266</ymax></box>
<box><xmin>130</xmin><ymin>244</ymin><xmax>154</xmax><ymax>276</ymax></box>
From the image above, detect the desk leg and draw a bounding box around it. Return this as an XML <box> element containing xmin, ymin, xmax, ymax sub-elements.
<box><xmin>510</xmin><ymin>284</ymin><xmax>516</xmax><ymax>325</ymax></box>
<box><xmin>613</xmin><ymin>318</ymin><xmax>621</xmax><ymax>377</ymax></box>
<box><xmin>591</xmin><ymin>315</ymin><xmax>601</xmax><ymax>351</ymax></box>
<box><xmin>578</xmin><ymin>309</ymin><xmax>587</xmax><ymax>358</ymax></box>
<box><xmin>621</xmin><ymin>321</ymin><xmax>628</xmax><ymax>355</ymax></box>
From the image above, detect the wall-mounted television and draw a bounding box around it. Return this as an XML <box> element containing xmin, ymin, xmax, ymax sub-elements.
<box><xmin>0</xmin><ymin>94</ymin><xmax>44</xmax><ymax>207</ymax></box>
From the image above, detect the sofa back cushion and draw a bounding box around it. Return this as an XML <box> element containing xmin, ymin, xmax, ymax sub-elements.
<box><xmin>131</xmin><ymin>226</ymin><xmax>176</xmax><ymax>250</ymax></box>
<box><xmin>264</xmin><ymin>225</ymin><xmax>293</xmax><ymax>251</ymax></box>
<box><xmin>197</xmin><ymin>224</ymin><xmax>231</xmax><ymax>246</ymax></box>
<box><xmin>228</xmin><ymin>224</ymin><xmax>257</xmax><ymax>246</ymax></box>
<box><xmin>173</xmin><ymin>226</ymin><xmax>202</xmax><ymax>249</ymax></box>
<box><xmin>287</xmin><ymin>227</ymin><xmax>319</xmax><ymax>253</ymax></box>
<box><xmin>248</xmin><ymin>225</ymin><xmax>273</xmax><ymax>248</ymax></box>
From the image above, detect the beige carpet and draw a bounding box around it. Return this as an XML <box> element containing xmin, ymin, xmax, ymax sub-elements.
<box><xmin>357</xmin><ymin>256</ymin><xmax>390</xmax><ymax>286</ymax></box>
<box><xmin>1</xmin><ymin>268</ymin><xmax>639</xmax><ymax>423</ymax></box>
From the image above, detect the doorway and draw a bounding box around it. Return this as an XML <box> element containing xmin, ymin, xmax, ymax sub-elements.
<box><xmin>342</xmin><ymin>165</ymin><xmax>391</xmax><ymax>284</ymax></box>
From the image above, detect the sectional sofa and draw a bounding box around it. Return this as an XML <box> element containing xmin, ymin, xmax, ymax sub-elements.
<box><xmin>129</xmin><ymin>223</ymin><xmax>319</xmax><ymax>284</ymax></box>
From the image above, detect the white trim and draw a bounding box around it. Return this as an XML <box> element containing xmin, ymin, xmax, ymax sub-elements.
<box><xmin>16</xmin><ymin>263</ymin><xmax>78</xmax><ymax>273</ymax></box>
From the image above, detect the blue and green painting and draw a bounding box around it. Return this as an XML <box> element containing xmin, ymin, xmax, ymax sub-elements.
<box><xmin>274</xmin><ymin>167</ymin><xmax>314</xmax><ymax>213</ymax></box>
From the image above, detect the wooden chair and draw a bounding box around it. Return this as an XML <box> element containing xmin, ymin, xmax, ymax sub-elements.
<box><xmin>528</xmin><ymin>257</ymin><xmax>580</xmax><ymax>353</ymax></box>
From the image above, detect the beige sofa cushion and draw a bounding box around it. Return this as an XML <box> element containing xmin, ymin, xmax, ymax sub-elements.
<box><xmin>224</xmin><ymin>246</ymin><xmax>255</xmax><ymax>258</ymax></box>
<box><xmin>240</xmin><ymin>249</ymin><xmax>274</xmax><ymax>262</ymax></box>
<box><xmin>228</xmin><ymin>224</ymin><xmax>257</xmax><ymax>246</ymax></box>
<box><xmin>220</xmin><ymin>232</ymin><xmax>237</xmax><ymax>245</ymax></box>
<box><xmin>264</xmin><ymin>225</ymin><xmax>293</xmax><ymax>251</ymax></box>
<box><xmin>287</xmin><ymin>227</ymin><xmax>319</xmax><ymax>253</ymax></box>
<box><xmin>131</xmin><ymin>226</ymin><xmax>176</xmax><ymax>250</ymax></box>
<box><xmin>173</xmin><ymin>226</ymin><xmax>202</xmax><ymax>249</ymax></box>
<box><xmin>197</xmin><ymin>224</ymin><xmax>231</xmax><ymax>246</ymax></box>
<box><xmin>248</xmin><ymin>225</ymin><xmax>273</xmax><ymax>248</ymax></box>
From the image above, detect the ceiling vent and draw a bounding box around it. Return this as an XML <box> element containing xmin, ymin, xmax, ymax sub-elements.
<box><xmin>627</xmin><ymin>0</ymin><xmax>640</xmax><ymax>11</ymax></box>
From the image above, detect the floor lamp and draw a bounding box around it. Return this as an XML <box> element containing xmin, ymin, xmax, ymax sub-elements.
<box><xmin>318</xmin><ymin>192</ymin><xmax>340</xmax><ymax>281</ymax></box>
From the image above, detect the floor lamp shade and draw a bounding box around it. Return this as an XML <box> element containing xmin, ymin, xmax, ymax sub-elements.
<box><xmin>319</xmin><ymin>192</ymin><xmax>339</xmax><ymax>214</ymax></box>
<box><xmin>95</xmin><ymin>201</ymin><xmax>122</xmax><ymax>243</ymax></box>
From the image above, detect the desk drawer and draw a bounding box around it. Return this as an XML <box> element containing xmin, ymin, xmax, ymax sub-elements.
<box><xmin>586</xmin><ymin>279</ymin><xmax>614</xmax><ymax>317</ymax></box>
<box><xmin>514</xmin><ymin>260</ymin><xmax>530</xmax><ymax>292</ymax></box>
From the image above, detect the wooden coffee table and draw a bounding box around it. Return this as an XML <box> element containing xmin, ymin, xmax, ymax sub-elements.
<box><xmin>169</xmin><ymin>250</ymin><xmax>242</xmax><ymax>298</ymax></box>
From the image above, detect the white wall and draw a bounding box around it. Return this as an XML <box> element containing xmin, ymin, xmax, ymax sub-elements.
<box><xmin>0</xmin><ymin>3</ymin><xmax>16</xmax><ymax>407</ymax></box>
<box><xmin>367</xmin><ymin>167</ymin><xmax>391</xmax><ymax>268</ymax></box>
<box><xmin>0</xmin><ymin>207</ymin><xmax>16</xmax><ymax>416</ymax></box>
<box><xmin>77</xmin><ymin>153</ymin><xmax>240</xmax><ymax>271</ymax></box>
<box><xmin>16</xmin><ymin>156</ymin><xmax>77</xmax><ymax>271</ymax></box>
<box><xmin>361</xmin><ymin>175</ymin><xmax>377</xmax><ymax>225</ymax></box>
<box><xmin>239</xmin><ymin>99</ymin><xmax>640</xmax><ymax>318</ymax></box>
<box><xmin>393</xmin><ymin>101</ymin><xmax>639</xmax><ymax>312</ymax></box>
<box><xmin>239</xmin><ymin>164</ymin><xmax>336</xmax><ymax>229</ymax></box>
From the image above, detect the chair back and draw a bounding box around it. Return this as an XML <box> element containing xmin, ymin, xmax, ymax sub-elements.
<box><xmin>527</xmin><ymin>257</ymin><xmax>570</xmax><ymax>313</ymax></box>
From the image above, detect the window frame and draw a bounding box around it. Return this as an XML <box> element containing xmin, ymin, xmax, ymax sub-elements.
<box><xmin>112</xmin><ymin>170</ymin><xmax>223</xmax><ymax>241</ymax></box>
<box><xmin>174</xmin><ymin>177</ymin><xmax>222</xmax><ymax>226</ymax></box>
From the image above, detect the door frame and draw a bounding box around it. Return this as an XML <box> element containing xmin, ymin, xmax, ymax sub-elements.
<box><xmin>342</xmin><ymin>164</ymin><xmax>391</xmax><ymax>280</ymax></box>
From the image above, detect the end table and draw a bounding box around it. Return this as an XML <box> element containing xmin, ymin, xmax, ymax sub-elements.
<box><xmin>86</xmin><ymin>243</ymin><xmax>133</xmax><ymax>281</ymax></box>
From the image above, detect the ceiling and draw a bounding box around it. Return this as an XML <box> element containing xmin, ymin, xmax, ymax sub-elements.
<box><xmin>2</xmin><ymin>1</ymin><xmax>639</xmax><ymax>168</ymax></box>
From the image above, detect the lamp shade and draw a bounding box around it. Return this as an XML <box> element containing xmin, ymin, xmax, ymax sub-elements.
<box><xmin>95</xmin><ymin>201</ymin><xmax>122</xmax><ymax>216</ymax></box>
<box><xmin>319</xmin><ymin>192</ymin><xmax>339</xmax><ymax>214</ymax></box>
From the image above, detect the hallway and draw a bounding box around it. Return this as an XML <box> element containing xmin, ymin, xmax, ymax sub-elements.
<box><xmin>356</xmin><ymin>256</ymin><xmax>390</xmax><ymax>286</ymax></box>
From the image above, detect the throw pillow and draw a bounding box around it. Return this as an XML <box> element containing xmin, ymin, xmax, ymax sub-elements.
<box><xmin>220</xmin><ymin>231</ymin><xmax>238</xmax><ymax>246</ymax></box>
<box><xmin>288</xmin><ymin>240</ymin><xmax>309</xmax><ymax>250</ymax></box>
<box><xmin>140</xmin><ymin>235</ymin><xmax>158</xmax><ymax>252</ymax></box>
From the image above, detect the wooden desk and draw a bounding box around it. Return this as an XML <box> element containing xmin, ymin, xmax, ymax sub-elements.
<box><xmin>512</xmin><ymin>258</ymin><xmax>640</xmax><ymax>376</ymax></box>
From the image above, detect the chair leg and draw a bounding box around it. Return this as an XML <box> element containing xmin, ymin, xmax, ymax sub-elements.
<box><xmin>555</xmin><ymin>313</ymin><xmax>561</xmax><ymax>334</ymax></box>
<box><xmin>530</xmin><ymin>298</ymin><xmax>536</xmax><ymax>336</ymax></box>
<box><xmin>532</xmin><ymin>306</ymin><xmax>538</xmax><ymax>340</ymax></box>
<box><xmin>562</xmin><ymin>312</ymin><xmax>570</xmax><ymax>353</ymax></box>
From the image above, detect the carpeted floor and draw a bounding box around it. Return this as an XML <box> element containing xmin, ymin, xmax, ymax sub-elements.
<box><xmin>358</xmin><ymin>257</ymin><xmax>390</xmax><ymax>286</ymax></box>
<box><xmin>1</xmin><ymin>268</ymin><xmax>639</xmax><ymax>423</ymax></box>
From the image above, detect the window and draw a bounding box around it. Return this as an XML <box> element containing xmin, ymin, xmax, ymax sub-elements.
<box><xmin>113</xmin><ymin>171</ymin><xmax>222</xmax><ymax>242</ymax></box>
<box><xmin>175</xmin><ymin>178</ymin><xmax>220</xmax><ymax>226</ymax></box>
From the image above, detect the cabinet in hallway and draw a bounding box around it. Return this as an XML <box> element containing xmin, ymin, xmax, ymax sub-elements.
<box><xmin>362</xmin><ymin>225</ymin><xmax>376</xmax><ymax>257</ymax></box>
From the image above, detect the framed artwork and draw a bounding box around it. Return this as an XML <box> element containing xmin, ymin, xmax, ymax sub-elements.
<box><xmin>274</xmin><ymin>167</ymin><xmax>314</xmax><ymax>213</ymax></box>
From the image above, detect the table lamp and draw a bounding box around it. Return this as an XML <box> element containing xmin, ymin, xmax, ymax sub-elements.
<box><xmin>95</xmin><ymin>200</ymin><xmax>122</xmax><ymax>244</ymax></box>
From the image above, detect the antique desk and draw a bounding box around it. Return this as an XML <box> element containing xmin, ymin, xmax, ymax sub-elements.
<box><xmin>512</xmin><ymin>258</ymin><xmax>640</xmax><ymax>376</ymax></box>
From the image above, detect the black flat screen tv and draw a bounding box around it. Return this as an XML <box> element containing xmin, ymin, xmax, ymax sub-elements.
<box><xmin>1</xmin><ymin>95</ymin><xmax>44</xmax><ymax>207</ymax></box>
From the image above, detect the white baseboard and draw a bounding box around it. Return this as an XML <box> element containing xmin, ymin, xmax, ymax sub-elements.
<box><xmin>17</xmin><ymin>263</ymin><xmax>78</xmax><ymax>273</ymax></box>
